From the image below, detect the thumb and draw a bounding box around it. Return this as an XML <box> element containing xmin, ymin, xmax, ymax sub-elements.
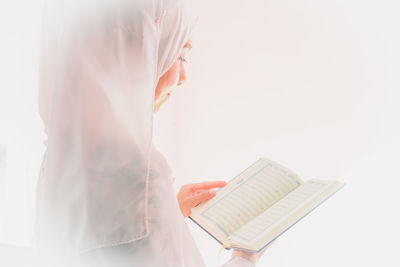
<box><xmin>184</xmin><ymin>190</ymin><xmax>216</xmax><ymax>210</ymax></box>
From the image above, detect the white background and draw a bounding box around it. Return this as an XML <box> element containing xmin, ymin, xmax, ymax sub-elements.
<box><xmin>1</xmin><ymin>0</ymin><xmax>399</xmax><ymax>266</ymax></box>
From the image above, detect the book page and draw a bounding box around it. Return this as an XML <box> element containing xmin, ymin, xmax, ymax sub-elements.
<box><xmin>228</xmin><ymin>179</ymin><xmax>342</xmax><ymax>247</ymax></box>
<box><xmin>192</xmin><ymin>158</ymin><xmax>303</xmax><ymax>237</ymax></box>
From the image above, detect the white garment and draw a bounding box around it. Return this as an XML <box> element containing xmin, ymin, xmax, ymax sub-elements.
<box><xmin>69</xmin><ymin>146</ymin><xmax>252</xmax><ymax>267</ymax></box>
<box><xmin>35</xmin><ymin>0</ymin><xmax>252</xmax><ymax>266</ymax></box>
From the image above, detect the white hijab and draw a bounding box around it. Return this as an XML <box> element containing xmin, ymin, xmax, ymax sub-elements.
<box><xmin>35</xmin><ymin>0</ymin><xmax>198</xmax><ymax>262</ymax></box>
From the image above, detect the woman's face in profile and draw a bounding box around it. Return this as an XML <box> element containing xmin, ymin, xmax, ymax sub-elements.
<box><xmin>154</xmin><ymin>41</ymin><xmax>192</xmax><ymax>112</ymax></box>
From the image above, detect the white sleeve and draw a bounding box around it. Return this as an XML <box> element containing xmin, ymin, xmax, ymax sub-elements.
<box><xmin>221</xmin><ymin>256</ymin><xmax>254</xmax><ymax>267</ymax></box>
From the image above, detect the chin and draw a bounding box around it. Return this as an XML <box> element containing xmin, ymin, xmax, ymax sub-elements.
<box><xmin>154</xmin><ymin>95</ymin><xmax>170</xmax><ymax>113</ymax></box>
<box><xmin>154</xmin><ymin>101</ymin><xmax>164</xmax><ymax>113</ymax></box>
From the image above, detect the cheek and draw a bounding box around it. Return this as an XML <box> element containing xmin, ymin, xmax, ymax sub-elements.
<box><xmin>155</xmin><ymin>60</ymin><xmax>180</xmax><ymax>101</ymax></box>
<box><xmin>162</xmin><ymin>61</ymin><xmax>180</xmax><ymax>87</ymax></box>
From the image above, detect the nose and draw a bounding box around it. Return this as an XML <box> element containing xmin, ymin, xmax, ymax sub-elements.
<box><xmin>177</xmin><ymin>63</ymin><xmax>186</xmax><ymax>86</ymax></box>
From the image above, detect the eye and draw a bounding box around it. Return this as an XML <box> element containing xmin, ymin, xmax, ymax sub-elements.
<box><xmin>178</xmin><ymin>56</ymin><xmax>188</xmax><ymax>64</ymax></box>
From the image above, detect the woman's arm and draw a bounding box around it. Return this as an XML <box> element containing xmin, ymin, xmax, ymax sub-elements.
<box><xmin>221</xmin><ymin>246</ymin><xmax>269</xmax><ymax>266</ymax></box>
<box><xmin>221</xmin><ymin>256</ymin><xmax>254</xmax><ymax>267</ymax></box>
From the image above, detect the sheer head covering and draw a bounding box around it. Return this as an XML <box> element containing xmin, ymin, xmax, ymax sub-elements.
<box><xmin>35</xmin><ymin>0</ymin><xmax>198</xmax><ymax>260</ymax></box>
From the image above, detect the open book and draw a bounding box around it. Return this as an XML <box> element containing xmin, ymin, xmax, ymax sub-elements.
<box><xmin>189</xmin><ymin>158</ymin><xmax>344</xmax><ymax>252</ymax></box>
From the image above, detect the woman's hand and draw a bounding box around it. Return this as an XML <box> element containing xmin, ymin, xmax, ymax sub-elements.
<box><xmin>176</xmin><ymin>181</ymin><xmax>227</xmax><ymax>217</ymax></box>
<box><xmin>232</xmin><ymin>243</ymin><xmax>271</xmax><ymax>265</ymax></box>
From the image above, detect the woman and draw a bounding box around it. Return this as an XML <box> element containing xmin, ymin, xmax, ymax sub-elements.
<box><xmin>35</xmin><ymin>0</ymin><xmax>266</xmax><ymax>266</ymax></box>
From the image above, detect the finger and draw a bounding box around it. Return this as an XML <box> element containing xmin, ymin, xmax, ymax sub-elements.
<box><xmin>257</xmin><ymin>246</ymin><xmax>268</xmax><ymax>257</ymax></box>
<box><xmin>190</xmin><ymin>181</ymin><xmax>227</xmax><ymax>191</ymax></box>
<box><xmin>193</xmin><ymin>189</ymin><xmax>207</xmax><ymax>196</ymax></box>
<box><xmin>256</xmin><ymin>242</ymin><xmax>272</xmax><ymax>257</ymax></box>
<box><xmin>183</xmin><ymin>190</ymin><xmax>216</xmax><ymax>210</ymax></box>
